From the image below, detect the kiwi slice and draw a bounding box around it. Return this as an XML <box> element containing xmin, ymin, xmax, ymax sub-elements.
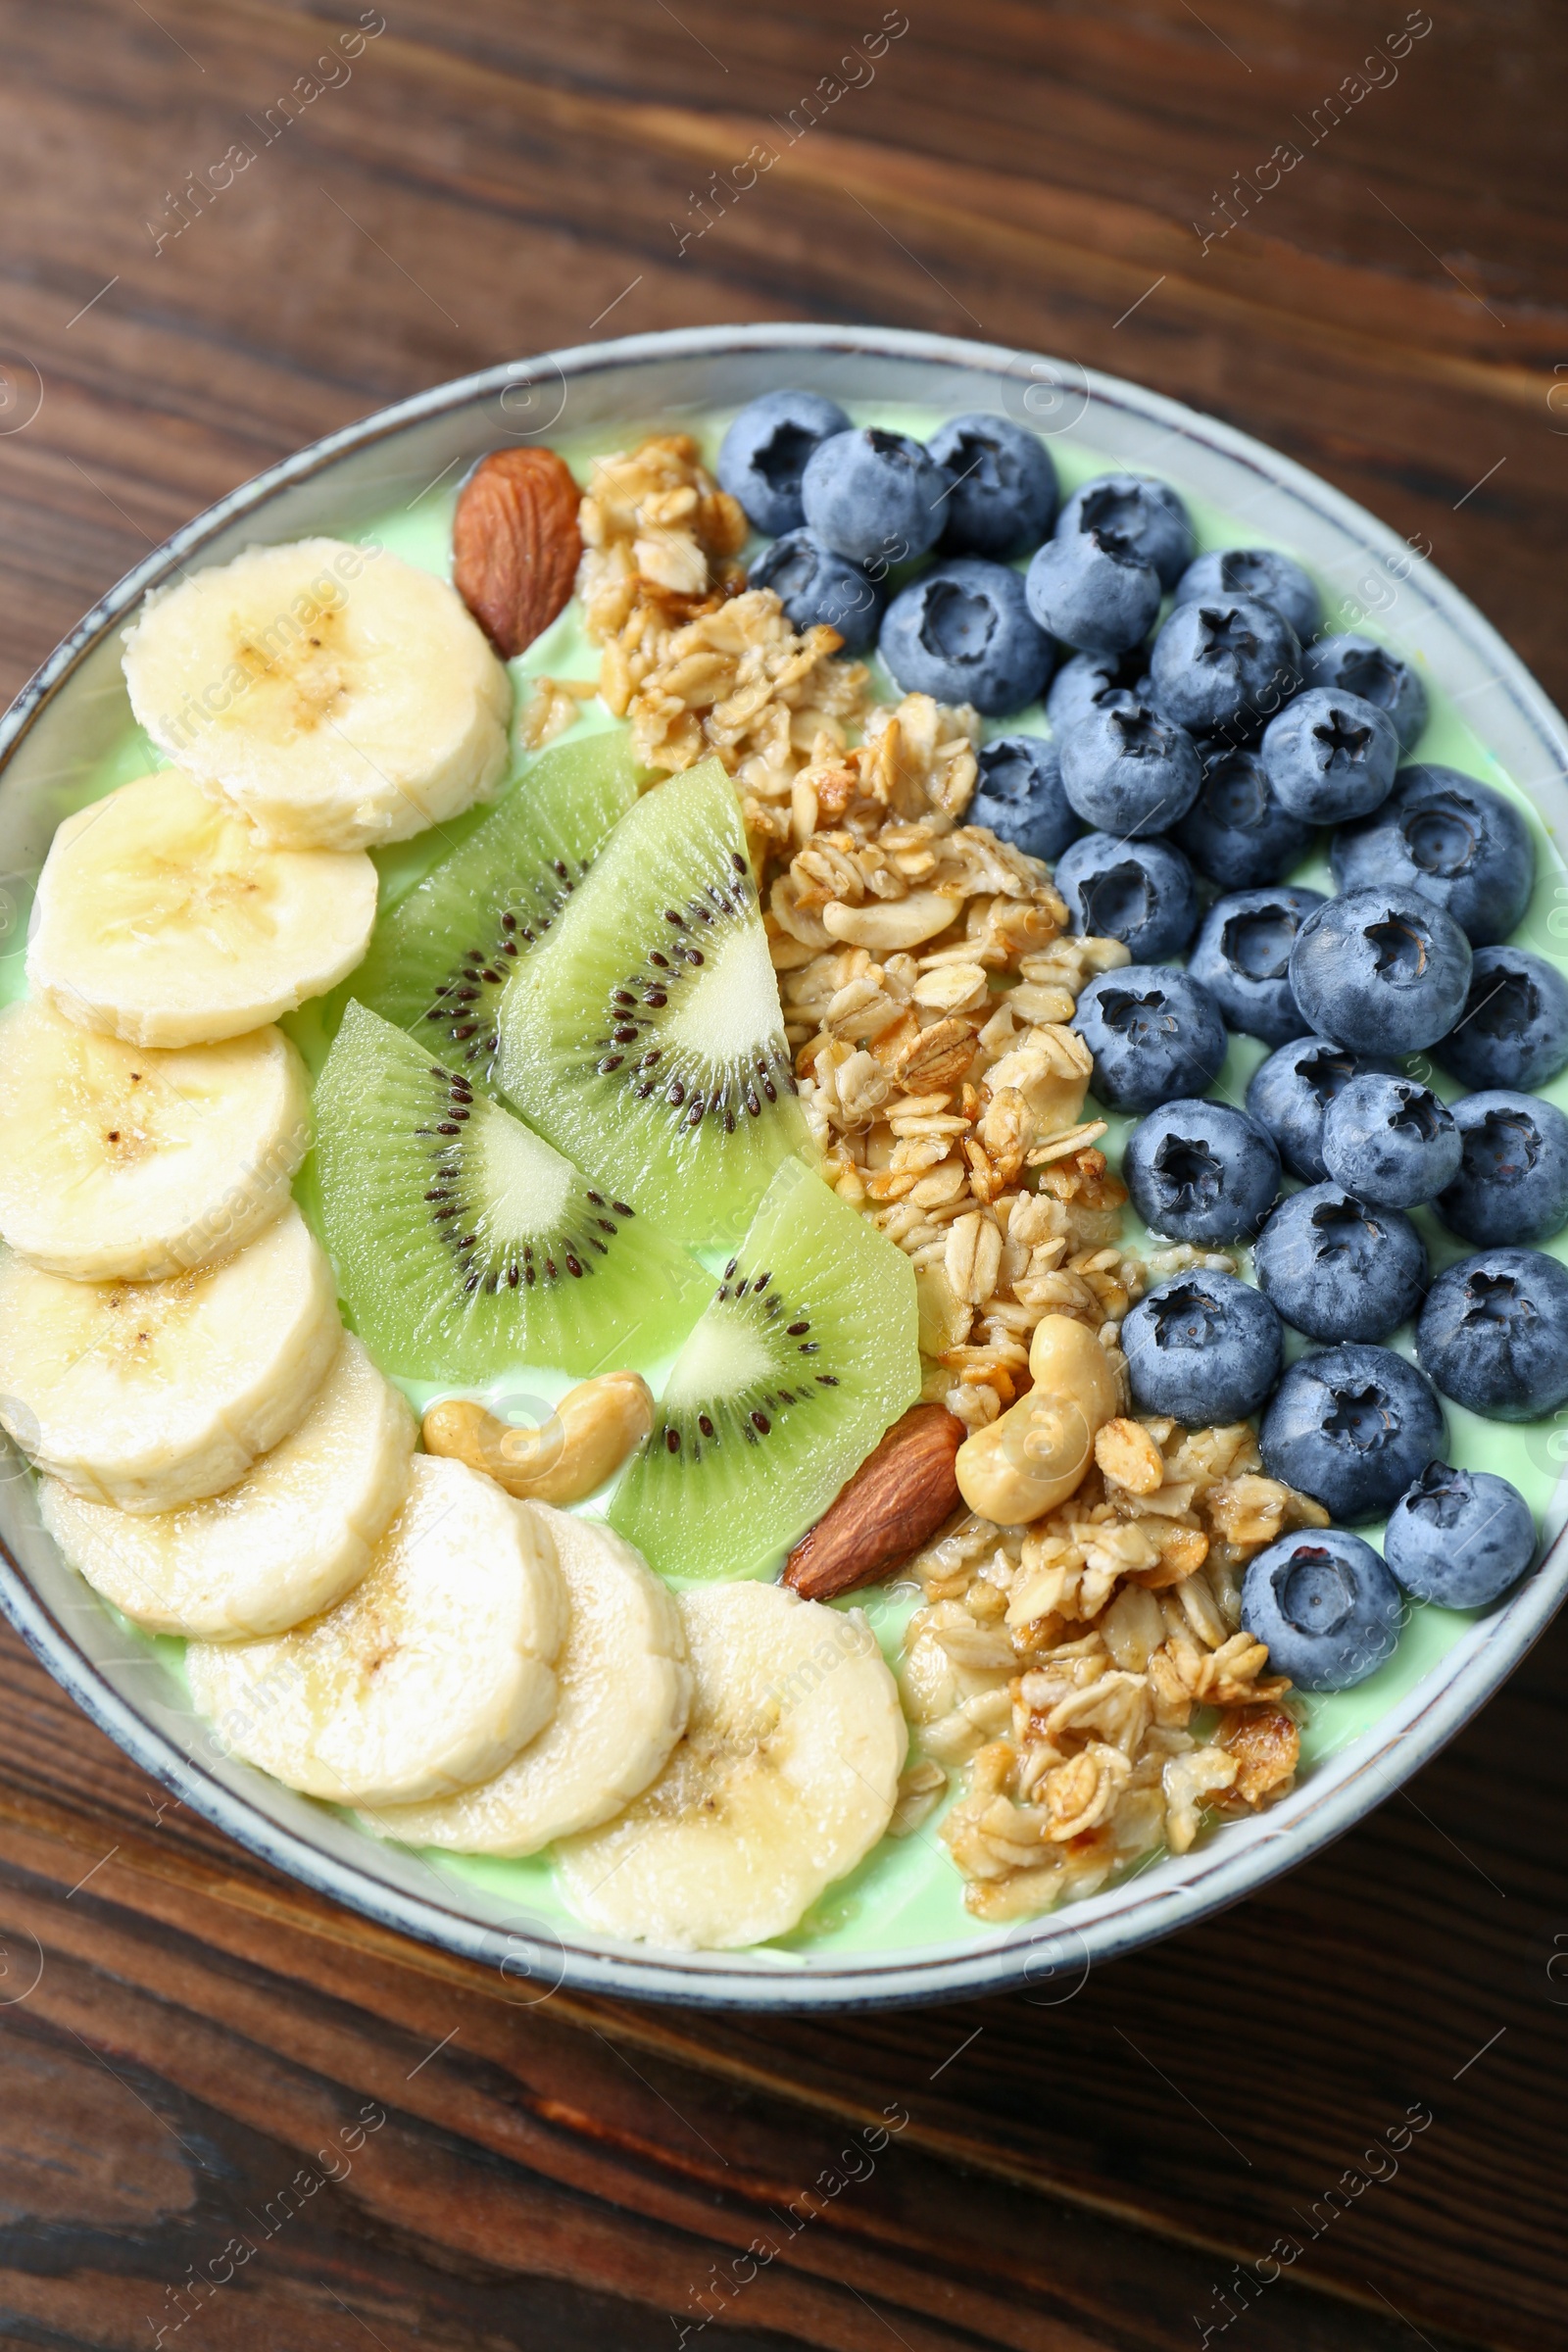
<box><xmin>496</xmin><ymin>758</ymin><xmax>811</xmax><ymax>1245</ymax></box>
<box><xmin>315</xmin><ymin>1002</ymin><xmax>706</xmax><ymax>1381</ymax></box>
<box><xmin>350</xmin><ymin>730</ymin><xmax>639</xmax><ymax>1081</ymax></box>
<box><xmin>607</xmin><ymin>1157</ymin><xmax>920</xmax><ymax>1580</ymax></box>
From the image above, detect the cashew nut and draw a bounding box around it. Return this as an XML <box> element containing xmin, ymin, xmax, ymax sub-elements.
<box><xmin>821</xmin><ymin>890</ymin><xmax>962</xmax><ymax>951</ymax></box>
<box><xmin>954</xmin><ymin>1315</ymin><xmax>1118</xmax><ymax>1524</ymax></box>
<box><xmin>421</xmin><ymin>1371</ymin><xmax>653</xmax><ymax>1504</ymax></box>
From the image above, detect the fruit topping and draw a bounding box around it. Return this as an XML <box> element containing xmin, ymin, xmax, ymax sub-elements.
<box><xmin>716</xmin><ymin>389</ymin><xmax>852</xmax><ymax>536</ymax></box>
<box><xmin>880</xmin><ymin>556</ymin><xmax>1055</xmax><ymax>714</ymax></box>
<box><xmin>1056</xmin><ymin>473</ymin><xmax>1195</xmax><ymax>589</ymax></box>
<box><xmin>122</xmin><ymin>539</ymin><xmax>511</xmax><ymax>852</ymax></box>
<box><xmin>316</xmin><ymin>1002</ymin><xmax>704</xmax><ymax>1382</ymax></box>
<box><xmin>0</xmin><ymin>999</ymin><xmax>309</xmax><ymax>1284</ymax></box>
<box><xmin>1121</xmin><ymin>1269</ymin><xmax>1283</xmax><ymax>1424</ymax></box>
<box><xmin>1054</xmin><ymin>833</ymin><xmax>1200</xmax><ymax>963</ymax></box>
<box><xmin>1331</xmin><ymin>764</ymin><xmax>1535</xmax><ymax>946</ymax></box>
<box><xmin>0</xmin><ymin>1203</ymin><xmax>340</xmax><ymax>1514</ymax></box>
<box><xmin>1384</xmin><ymin>1462</ymin><xmax>1537</xmax><ymax>1609</ymax></box>
<box><xmin>1320</xmin><ymin>1071</ymin><xmax>1462</xmax><ymax>1207</ymax></box>
<box><xmin>27</xmin><ymin>768</ymin><xmax>376</xmax><ymax>1050</ymax></box>
<box><xmin>1046</xmin><ymin>643</ymin><xmax>1150</xmax><ymax>734</ymax></box>
<box><xmin>188</xmin><ymin>1453</ymin><xmax>564</xmax><ymax>1806</ymax></box>
<box><xmin>1416</xmin><ymin>1246</ymin><xmax>1568</xmax><ymax>1420</ymax></box>
<box><xmin>1172</xmin><ymin>745</ymin><xmax>1314</xmax><ymax>890</ymax></box>
<box><xmin>608</xmin><ymin>1156</ymin><xmax>919</xmax><ymax>1582</ymax></box>
<box><xmin>1059</xmin><ymin>700</ymin><xmax>1202</xmax><ymax>836</ymax></box>
<box><xmin>1302</xmin><ymin>632</ymin><xmax>1427</xmax><ymax>751</ymax></box>
<box><xmin>1148</xmin><ymin>593</ymin><xmax>1301</xmax><ymax>739</ymax></box>
<box><xmin>1188</xmin><ymin>883</ymin><xmax>1323</xmax><ymax>1047</ymax></box>
<box><xmin>1241</xmin><ymin>1529</ymin><xmax>1401</xmax><ymax>1690</ymax></box>
<box><xmin>348</xmin><ymin>728</ymin><xmax>639</xmax><ymax>1082</ymax></box>
<box><xmin>1173</xmin><ymin>546</ymin><xmax>1322</xmax><ymax>643</ymax></box>
<box><xmin>1123</xmin><ymin>1098</ymin><xmax>1281</xmax><ymax>1245</ymax></box>
<box><xmin>497</xmin><ymin>758</ymin><xmax>808</xmax><ymax>1245</ymax></box>
<box><xmin>1433</xmin><ymin>943</ymin><xmax>1568</xmax><ymax>1092</ymax></box>
<box><xmin>555</xmin><ymin>1581</ymin><xmax>905</xmax><ymax>1950</ymax></box>
<box><xmin>927</xmin><ymin>411</ymin><xmax>1059</xmax><ymax>557</ymax></box>
<box><xmin>968</xmin><ymin>733</ymin><xmax>1081</xmax><ymax>862</ymax></box>
<box><xmin>40</xmin><ymin>1334</ymin><xmax>414</xmax><ymax>1640</ymax></box>
<box><xmin>1253</xmin><ymin>1185</ymin><xmax>1427</xmax><ymax>1345</ymax></box>
<box><xmin>453</xmin><ymin>445</ymin><xmax>583</xmax><ymax>659</ymax></box>
<box><xmin>748</xmin><ymin>527</ymin><xmax>885</xmax><ymax>652</ymax></box>
<box><xmin>369</xmin><ymin>1506</ymin><xmax>690</xmax><ymax>1857</ymax></box>
<box><xmin>1260</xmin><ymin>1343</ymin><xmax>1446</xmax><ymax>1522</ymax></box>
<box><xmin>1259</xmin><ymin>688</ymin><xmax>1399</xmax><ymax>824</ymax></box>
<box><xmin>1244</xmin><ymin>1034</ymin><xmax>1393</xmax><ymax>1183</ymax></box>
<box><xmin>1436</xmin><ymin>1090</ymin><xmax>1568</xmax><ymax>1246</ymax></box>
<box><xmin>1025</xmin><ymin>514</ymin><xmax>1160</xmax><ymax>655</ymax></box>
<box><xmin>1072</xmin><ymin>965</ymin><xmax>1227</xmax><ymax>1112</ymax></box>
<box><xmin>1287</xmin><ymin>886</ymin><xmax>1473</xmax><ymax>1054</ymax></box>
<box><xmin>801</xmin><ymin>425</ymin><xmax>948</xmax><ymax>567</ymax></box>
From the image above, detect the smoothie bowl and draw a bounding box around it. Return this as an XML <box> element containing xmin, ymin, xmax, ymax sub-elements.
<box><xmin>0</xmin><ymin>323</ymin><xmax>1564</xmax><ymax>2010</ymax></box>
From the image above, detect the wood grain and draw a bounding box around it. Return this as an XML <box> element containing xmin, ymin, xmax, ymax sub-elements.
<box><xmin>0</xmin><ymin>4</ymin><xmax>1564</xmax><ymax>2347</ymax></box>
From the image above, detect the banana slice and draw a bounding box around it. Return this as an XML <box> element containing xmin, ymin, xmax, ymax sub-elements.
<box><xmin>27</xmin><ymin>768</ymin><xmax>377</xmax><ymax>1049</ymax></box>
<box><xmin>0</xmin><ymin>1203</ymin><xmax>340</xmax><ymax>1513</ymax></box>
<box><xmin>39</xmin><ymin>1335</ymin><xmax>416</xmax><ymax>1639</ymax></box>
<box><xmin>187</xmin><ymin>1455</ymin><xmax>565</xmax><ymax>1807</ymax></box>
<box><xmin>0</xmin><ymin>998</ymin><xmax>311</xmax><ymax>1282</ymax></box>
<box><xmin>555</xmin><ymin>1582</ymin><xmax>906</xmax><ymax>1950</ymax></box>
<box><xmin>369</xmin><ymin>1506</ymin><xmax>690</xmax><ymax>1856</ymax></box>
<box><xmin>122</xmin><ymin>538</ymin><xmax>512</xmax><ymax>852</ymax></box>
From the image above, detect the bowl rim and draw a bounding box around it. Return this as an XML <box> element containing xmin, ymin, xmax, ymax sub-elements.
<box><xmin>2</xmin><ymin>318</ymin><xmax>1565</xmax><ymax>2013</ymax></box>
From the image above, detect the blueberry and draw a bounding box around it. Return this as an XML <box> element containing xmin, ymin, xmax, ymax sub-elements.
<box><xmin>1025</xmin><ymin>528</ymin><xmax>1160</xmax><ymax>657</ymax></box>
<box><xmin>1188</xmin><ymin>885</ymin><xmax>1325</xmax><ymax>1048</ymax></box>
<box><xmin>800</xmin><ymin>427</ymin><xmax>948</xmax><ymax>568</ymax></box>
<box><xmin>1057</xmin><ymin>702</ymin><xmax>1201</xmax><ymax>837</ymax></box>
<box><xmin>1124</xmin><ymin>1099</ymin><xmax>1280</xmax><ymax>1244</ymax></box>
<box><xmin>1254</xmin><ymin>1185</ymin><xmax>1428</xmax><ymax>1344</ymax></box>
<box><xmin>1437</xmin><ymin>1091</ymin><xmax>1568</xmax><ymax>1247</ymax></box>
<box><xmin>1121</xmin><ymin>1270</ymin><xmax>1282</xmax><ymax>1424</ymax></box>
<box><xmin>715</xmin><ymin>389</ymin><xmax>853</xmax><ymax>536</ymax></box>
<box><xmin>1259</xmin><ymin>689</ymin><xmax>1399</xmax><ymax>824</ymax></box>
<box><xmin>1246</xmin><ymin>1036</ymin><xmax>1394</xmax><ymax>1183</ymax></box>
<box><xmin>969</xmin><ymin>735</ymin><xmax>1081</xmax><ymax>863</ymax></box>
<box><xmin>1288</xmin><ymin>887</ymin><xmax>1472</xmax><ymax>1055</ymax></box>
<box><xmin>1073</xmin><ymin>966</ymin><xmax>1227</xmax><ymax>1112</ymax></box>
<box><xmin>1241</xmin><ymin>1530</ymin><xmax>1401</xmax><ymax>1690</ymax></box>
<box><xmin>1056</xmin><ymin>473</ymin><xmax>1195</xmax><ymax>590</ymax></box>
<box><xmin>1054</xmin><ymin>834</ymin><xmax>1200</xmax><ymax>963</ymax></box>
<box><xmin>1385</xmin><ymin>1461</ymin><xmax>1537</xmax><ymax>1608</ymax></box>
<box><xmin>1303</xmin><ymin>633</ymin><xmax>1428</xmax><ymax>752</ymax></box>
<box><xmin>879</xmin><ymin>558</ymin><xmax>1054</xmax><ymax>716</ymax></box>
<box><xmin>926</xmin><ymin>412</ymin><xmax>1057</xmax><ymax>558</ymax></box>
<box><xmin>1174</xmin><ymin>547</ymin><xmax>1322</xmax><ymax>644</ymax></box>
<box><xmin>1148</xmin><ymin>596</ymin><xmax>1301</xmax><ymax>739</ymax></box>
<box><xmin>1171</xmin><ymin>746</ymin><xmax>1315</xmax><ymax>890</ymax></box>
<box><xmin>1045</xmin><ymin>646</ymin><xmax>1149</xmax><ymax>736</ymax></box>
<box><xmin>1260</xmin><ymin>1343</ymin><xmax>1446</xmax><ymax>1523</ymax></box>
<box><xmin>1416</xmin><ymin>1246</ymin><xmax>1568</xmax><ymax>1421</ymax></box>
<box><xmin>1432</xmin><ymin>945</ymin><xmax>1568</xmax><ymax>1093</ymax></box>
<box><xmin>748</xmin><ymin>529</ymin><xmax>885</xmax><ymax>653</ymax></box>
<box><xmin>1320</xmin><ymin>1072</ymin><xmax>1462</xmax><ymax>1208</ymax></box>
<box><xmin>1330</xmin><ymin>765</ymin><xmax>1535</xmax><ymax>948</ymax></box>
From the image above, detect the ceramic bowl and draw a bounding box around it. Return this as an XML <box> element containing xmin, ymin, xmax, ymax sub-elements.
<box><xmin>2</xmin><ymin>323</ymin><xmax>1564</xmax><ymax>2010</ymax></box>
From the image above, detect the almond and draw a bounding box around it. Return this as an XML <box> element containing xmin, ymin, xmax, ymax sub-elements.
<box><xmin>453</xmin><ymin>446</ymin><xmax>582</xmax><ymax>659</ymax></box>
<box><xmin>783</xmin><ymin>1403</ymin><xmax>964</xmax><ymax>1602</ymax></box>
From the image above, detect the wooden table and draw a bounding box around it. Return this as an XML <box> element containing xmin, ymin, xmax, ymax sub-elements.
<box><xmin>1</xmin><ymin>6</ymin><xmax>1564</xmax><ymax>2346</ymax></box>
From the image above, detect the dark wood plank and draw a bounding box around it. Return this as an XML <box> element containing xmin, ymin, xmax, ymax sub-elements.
<box><xmin>0</xmin><ymin>4</ymin><xmax>1565</xmax><ymax>2346</ymax></box>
